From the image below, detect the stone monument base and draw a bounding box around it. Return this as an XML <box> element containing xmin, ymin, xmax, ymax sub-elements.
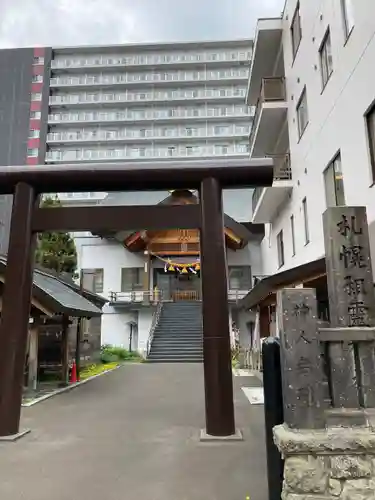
<box><xmin>274</xmin><ymin>423</ymin><xmax>375</xmax><ymax>500</ymax></box>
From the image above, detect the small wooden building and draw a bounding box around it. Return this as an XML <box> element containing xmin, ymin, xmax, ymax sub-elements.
<box><xmin>0</xmin><ymin>256</ymin><xmax>106</xmax><ymax>390</ymax></box>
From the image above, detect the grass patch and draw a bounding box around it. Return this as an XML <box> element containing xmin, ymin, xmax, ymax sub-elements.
<box><xmin>80</xmin><ymin>362</ymin><xmax>119</xmax><ymax>380</ymax></box>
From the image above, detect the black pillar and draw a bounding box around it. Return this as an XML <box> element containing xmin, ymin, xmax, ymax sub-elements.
<box><xmin>0</xmin><ymin>183</ymin><xmax>36</xmax><ymax>436</ymax></box>
<box><xmin>61</xmin><ymin>316</ymin><xmax>70</xmax><ymax>386</ymax></box>
<box><xmin>199</xmin><ymin>177</ymin><xmax>235</xmax><ymax>436</ymax></box>
<box><xmin>262</xmin><ymin>337</ymin><xmax>284</xmax><ymax>500</ymax></box>
<box><xmin>75</xmin><ymin>318</ymin><xmax>82</xmax><ymax>382</ymax></box>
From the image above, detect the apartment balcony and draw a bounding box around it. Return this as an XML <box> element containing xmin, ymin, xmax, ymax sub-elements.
<box><xmin>50</xmin><ymin>52</ymin><xmax>251</xmax><ymax>73</ymax></box>
<box><xmin>47</xmin><ymin>110</ymin><xmax>251</xmax><ymax>127</ymax></box>
<box><xmin>45</xmin><ymin>146</ymin><xmax>249</xmax><ymax>163</ymax></box>
<box><xmin>48</xmin><ymin>91</ymin><xmax>246</xmax><ymax>109</ymax></box>
<box><xmin>247</xmin><ymin>17</ymin><xmax>283</xmax><ymax>106</ymax></box>
<box><xmin>251</xmin><ymin>154</ymin><xmax>293</xmax><ymax>223</ymax></box>
<box><xmin>46</xmin><ymin>129</ymin><xmax>249</xmax><ymax>146</ymax></box>
<box><xmin>49</xmin><ymin>72</ymin><xmax>248</xmax><ymax>91</ymax></box>
<box><xmin>248</xmin><ymin>77</ymin><xmax>287</xmax><ymax>157</ymax></box>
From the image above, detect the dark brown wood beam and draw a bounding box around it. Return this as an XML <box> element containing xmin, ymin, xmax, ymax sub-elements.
<box><xmin>0</xmin><ymin>158</ymin><xmax>274</xmax><ymax>194</ymax></box>
<box><xmin>200</xmin><ymin>177</ymin><xmax>235</xmax><ymax>436</ymax></box>
<box><xmin>0</xmin><ymin>183</ymin><xmax>37</xmax><ymax>436</ymax></box>
<box><xmin>32</xmin><ymin>204</ymin><xmax>201</xmax><ymax>232</ymax></box>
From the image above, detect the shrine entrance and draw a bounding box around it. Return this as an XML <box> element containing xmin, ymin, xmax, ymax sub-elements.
<box><xmin>154</xmin><ymin>267</ymin><xmax>201</xmax><ymax>301</ymax></box>
<box><xmin>0</xmin><ymin>158</ymin><xmax>273</xmax><ymax>439</ymax></box>
<box><xmin>122</xmin><ymin>188</ymin><xmax>247</xmax><ymax>303</ymax></box>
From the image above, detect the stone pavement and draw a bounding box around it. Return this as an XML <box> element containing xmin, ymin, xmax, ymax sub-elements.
<box><xmin>0</xmin><ymin>363</ymin><xmax>267</xmax><ymax>500</ymax></box>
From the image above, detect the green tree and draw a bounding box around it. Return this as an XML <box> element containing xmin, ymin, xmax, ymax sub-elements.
<box><xmin>35</xmin><ymin>196</ymin><xmax>77</xmax><ymax>275</ymax></box>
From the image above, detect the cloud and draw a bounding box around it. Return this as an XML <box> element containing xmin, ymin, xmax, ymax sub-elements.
<box><xmin>0</xmin><ymin>0</ymin><xmax>285</xmax><ymax>48</ymax></box>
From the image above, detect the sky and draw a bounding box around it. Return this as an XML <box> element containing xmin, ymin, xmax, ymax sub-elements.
<box><xmin>0</xmin><ymin>0</ymin><xmax>285</xmax><ymax>48</ymax></box>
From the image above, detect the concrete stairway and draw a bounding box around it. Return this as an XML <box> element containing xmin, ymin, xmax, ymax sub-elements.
<box><xmin>147</xmin><ymin>301</ymin><xmax>203</xmax><ymax>363</ymax></box>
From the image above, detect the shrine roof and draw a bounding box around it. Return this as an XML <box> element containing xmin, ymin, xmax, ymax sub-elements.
<box><xmin>238</xmin><ymin>257</ymin><xmax>327</xmax><ymax>310</ymax></box>
<box><xmin>93</xmin><ymin>190</ymin><xmax>264</xmax><ymax>248</ymax></box>
<box><xmin>0</xmin><ymin>257</ymin><xmax>104</xmax><ymax>317</ymax></box>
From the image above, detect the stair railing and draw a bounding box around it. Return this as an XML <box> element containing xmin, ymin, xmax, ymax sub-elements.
<box><xmin>146</xmin><ymin>299</ymin><xmax>164</xmax><ymax>357</ymax></box>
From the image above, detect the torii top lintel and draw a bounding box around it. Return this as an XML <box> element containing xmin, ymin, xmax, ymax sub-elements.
<box><xmin>0</xmin><ymin>158</ymin><xmax>274</xmax><ymax>194</ymax></box>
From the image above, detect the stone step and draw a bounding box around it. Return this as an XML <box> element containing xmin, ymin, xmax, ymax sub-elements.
<box><xmin>155</xmin><ymin>330</ymin><xmax>202</xmax><ymax>334</ymax></box>
<box><xmin>147</xmin><ymin>358</ymin><xmax>203</xmax><ymax>363</ymax></box>
<box><xmin>152</xmin><ymin>336</ymin><xmax>202</xmax><ymax>340</ymax></box>
<box><xmin>155</xmin><ymin>329</ymin><xmax>202</xmax><ymax>332</ymax></box>
<box><xmin>160</xmin><ymin>317</ymin><xmax>202</xmax><ymax>322</ymax></box>
<box><xmin>148</xmin><ymin>352</ymin><xmax>203</xmax><ymax>358</ymax></box>
<box><xmin>156</xmin><ymin>322</ymin><xmax>202</xmax><ymax>326</ymax></box>
<box><xmin>151</xmin><ymin>340</ymin><xmax>203</xmax><ymax>349</ymax></box>
<box><xmin>152</xmin><ymin>347</ymin><xmax>202</xmax><ymax>352</ymax></box>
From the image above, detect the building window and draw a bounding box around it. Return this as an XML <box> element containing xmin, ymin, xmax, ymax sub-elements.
<box><xmin>319</xmin><ymin>29</ymin><xmax>333</xmax><ymax>88</ymax></box>
<box><xmin>33</xmin><ymin>56</ymin><xmax>44</xmax><ymax>65</ymax></box>
<box><xmin>82</xmin><ymin>269</ymin><xmax>104</xmax><ymax>293</ymax></box>
<box><xmin>277</xmin><ymin>230</ymin><xmax>285</xmax><ymax>268</ymax></box>
<box><xmin>27</xmin><ymin>148</ymin><xmax>38</xmax><ymax>157</ymax></box>
<box><xmin>31</xmin><ymin>93</ymin><xmax>42</xmax><ymax>101</ymax></box>
<box><xmin>29</xmin><ymin>129</ymin><xmax>40</xmax><ymax>139</ymax></box>
<box><xmin>32</xmin><ymin>75</ymin><xmax>43</xmax><ymax>83</ymax></box>
<box><xmin>302</xmin><ymin>198</ymin><xmax>310</xmax><ymax>244</ymax></box>
<box><xmin>324</xmin><ymin>153</ymin><xmax>346</xmax><ymax>207</ymax></box>
<box><xmin>30</xmin><ymin>111</ymin><xmax>41</xmax><ymax>120</ymax></box>
<box><xmin>296</xmin><ymin>87</ymin><xmax>309</xmax><ymax>138</ymax></box>
<box><xmin>121</xmin><ymin>268</ymin><xmax>143</xmax><ymax>291</ymax></box>
<box><xmin>228</xmin><ymin>266</ymin><xmax>252</xmax><ymax>290</ymax></box>
<box><xmin>291</xmin><ymin>2</ymin><xmax>302</xmax><ymax>58</ymax></box>
<box><xmin>290</xmin><ymin>215</ymin><xmax>296</xmax><ymax>256</ymax></box>
<box><xmin>341</xmin><ymin>0</ymin><xmax>354</xmax><ymax>39</ymax></box>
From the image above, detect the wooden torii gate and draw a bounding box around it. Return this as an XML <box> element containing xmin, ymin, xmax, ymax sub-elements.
<box><xmin>0</xmin><ymin>158</ymin><xmax>273</xmax><ymax>439</ymax></box>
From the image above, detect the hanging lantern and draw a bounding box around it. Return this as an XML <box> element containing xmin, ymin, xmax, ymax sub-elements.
<box><xmin>189</xmin><ymin>267</ymin><xmax>197</xmax><ymax>274</ymax></box>
<box><xmin>181</xmin><ymin>267</ymin><xmax>188</xmax><ymax>274</ymax></box>
<box><xmin>195</xmin><ymin>263</ymin><xmax>200</xmax><ymax>271</ymax></box>
<box><xmin>168</xmin><ymin>265</ymin><xmax>175</xmax><ymax>272</ymax></box>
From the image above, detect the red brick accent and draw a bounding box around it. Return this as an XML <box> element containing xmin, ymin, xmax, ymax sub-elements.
<box><xmin>29</xmin><ymin>119</ymin><xmax>41</xmax><ymax>129</ymax></box>
<box><xmin>33</xmin><ymin>47</ymin><xmax>45</xmax><ymax>57</ymax></box>
<box><xmin>31</xmin><ymin>82</ymin><xmax>43</xmax><ymax>93</ymax></box>
<box><xmin>27</xmin><ymin>138</ymin><xmax>40</xmax><ymax>148</ymax></box>
<box><xmin>32</xmin><ymin>65</ymin><xmax>45</xmax><ymax>75</ymax></box>
<box><xmin>28</xmin><ymin>47</ymin><xmax>47</xmax><ymax>163</ymax></box>
<box><xmin>30</xmin><ymin>101</ymin><xmax>42</xmax><ymax>112</ymax></box>
<box><xmin>26</xmin><ymin>157</ymin><xmax>39</xmax><ymax>165</ymax></box>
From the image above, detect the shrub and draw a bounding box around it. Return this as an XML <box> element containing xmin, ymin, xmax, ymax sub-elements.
<box><xmin>100</xmin><ymin>344</ymin><xmax>140</xmax><ymax>363</ymax></box>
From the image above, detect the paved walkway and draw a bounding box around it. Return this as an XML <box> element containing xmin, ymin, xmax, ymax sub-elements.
<box><xmin>0</xmin><ymin>364</ymin><xmax>267</xmax><ymax>500</ymax></box>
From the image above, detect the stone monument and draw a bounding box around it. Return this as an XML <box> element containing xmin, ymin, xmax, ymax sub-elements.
<box><xmin>273</xmin><ymin>207</ymin><xmax>375</xmax><ymax>500</ymax></box>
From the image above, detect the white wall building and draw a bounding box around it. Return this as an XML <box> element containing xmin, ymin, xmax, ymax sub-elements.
<box><xmin>248</xmin><ymin>0</ymin><xmax>375</xmax><ymax>280</ymax></box>
<box><xmin>72</xmin><ymin>189</ymin><xmax>264</xmax><ymax>354</ymax></box>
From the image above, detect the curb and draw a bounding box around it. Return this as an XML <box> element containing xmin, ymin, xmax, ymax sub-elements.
<box><xmin>22</xmin><ymin>364</ymin><xmax>122</xmax><ymax>407</ymax></box>
<box><xmin>232</xmin><ymin>368</ymin><xmax>263</xmax><ymax>384</ymax></box>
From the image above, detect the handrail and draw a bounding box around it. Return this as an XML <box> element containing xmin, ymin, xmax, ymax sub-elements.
<box><xmin>146</xmin><ymin>299</ymin><xmax>164</xmax><ymax>357</ymax></box>
<box><xmin>109</xmin><ymin>290</ymin><xmax>157</xmax><ymax>303</ymax></box>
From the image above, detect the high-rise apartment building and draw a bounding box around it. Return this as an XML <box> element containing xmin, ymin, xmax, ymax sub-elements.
<box><xmin>0</xmin><ymin>39</ymin><xmax>253</xmax><ymax>231</ymax></box>
<box><xmin>46</xmin><ymin>40</ymin><xmax>252</xmax><ymax>167</ymax></box>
